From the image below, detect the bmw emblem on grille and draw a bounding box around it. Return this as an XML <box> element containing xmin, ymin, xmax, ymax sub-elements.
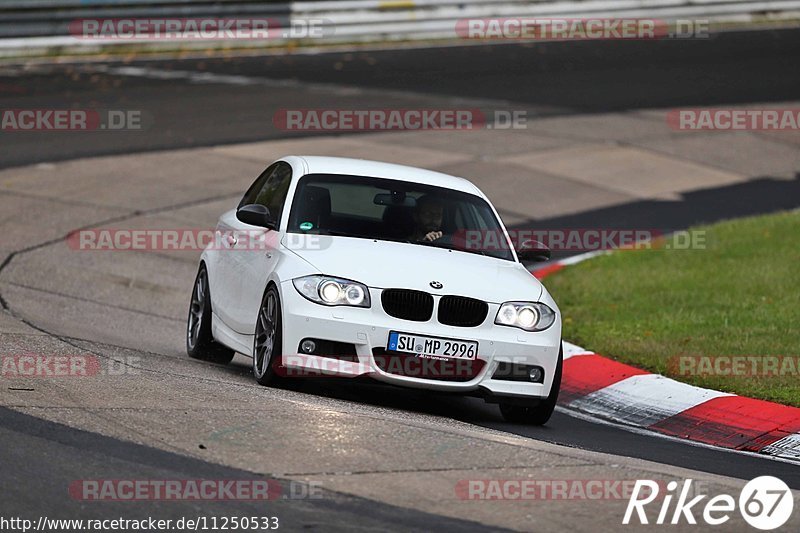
<box><xmin>429</xmin><ymin>281</ymin><xmax>443</xmax><ymax>289</ymax></box>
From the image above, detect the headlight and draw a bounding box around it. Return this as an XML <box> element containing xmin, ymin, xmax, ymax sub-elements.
<box><xmin>293</xmin><ymin>275</ymin><xmax>371</xmax><ymax>307</ymax></box>
<box><xmin>495</xmin><ymin>302</ymin><xmax>555</xmax><ymax>332</ymax></box>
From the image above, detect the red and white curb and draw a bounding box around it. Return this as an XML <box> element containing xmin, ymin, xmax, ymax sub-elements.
<box><xmin>533</xmin><ymin>252</ymin><xmax>800</xmax><ymax>464</ymax></box>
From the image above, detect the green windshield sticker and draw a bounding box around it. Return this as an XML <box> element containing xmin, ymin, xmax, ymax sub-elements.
<box><xmin>299</xmin><ymin>222</ymin><xmax>314</xmax><ymax>231</ymax></box>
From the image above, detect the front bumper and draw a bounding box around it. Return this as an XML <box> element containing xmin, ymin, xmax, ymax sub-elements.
<box><xmin>278</xmin><ymin>281</ymin><xmax>562</xmax><ymax>400</ymax></box>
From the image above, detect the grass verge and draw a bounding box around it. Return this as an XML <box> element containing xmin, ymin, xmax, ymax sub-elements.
<box><xmin>546</xmin><ymin>210</ymin><xmax>800</xmax><ymax>406</ymax></box>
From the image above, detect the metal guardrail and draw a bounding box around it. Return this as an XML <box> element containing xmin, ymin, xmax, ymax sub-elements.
<box><xmin>2</xmin><ymin>1</ymin><xmax>293</xmax><ymax>39</ymax></box>
<box><xmin>307</xmin><ymin>0</ymin><xmax>800</xmax><ymax>42</ymax></box>
<box><xmin>0</xmin><ymin>0</ymin><xmax>799</xmax><ymax>53</ymax></box>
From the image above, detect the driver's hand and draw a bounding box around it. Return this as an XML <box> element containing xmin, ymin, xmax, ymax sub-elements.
<box><xmin>424</xmin><ymin>231</ymin><xmax>443</xmax><ymax>242</ymax></box>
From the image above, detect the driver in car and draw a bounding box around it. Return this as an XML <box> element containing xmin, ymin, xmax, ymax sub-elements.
<box><xmin>410</xmin><ymin>196</ymin><xmax>445</xmax><ymax>242</ymax></box>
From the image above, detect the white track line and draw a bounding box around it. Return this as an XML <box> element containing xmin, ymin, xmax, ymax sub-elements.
<box><xmin>84</xmin><ymin>64</ymin><xmax>519</xmax><ymax>108</ymax></box>
<box><xmin>761</xmin><ymin>433</ymin><xmax>800</xmax><ymax>461</ymax></box>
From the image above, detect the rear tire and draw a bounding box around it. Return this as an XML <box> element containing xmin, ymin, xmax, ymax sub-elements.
<box><xmin>186</xmin><ymin>265</ymin><xmax>235</xmax><ymax>365</ymax></box>
<box><xmin>252</xmin><ymin>285</ymin><xmax>283</xmax><ymax>386</ymax></box>
<box><xmin>499</xmin><ymin>344</ymin><xmax>563</xmax><ymax>425</ymax></box>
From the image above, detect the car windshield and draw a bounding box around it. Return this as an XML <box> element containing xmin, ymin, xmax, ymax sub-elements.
<box><xmin>287</xmin><ymin>173</ymin><xmax>515</xmax><ymax>261</ymax></box>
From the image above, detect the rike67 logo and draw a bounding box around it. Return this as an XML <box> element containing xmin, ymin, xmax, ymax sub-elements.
<box><xmin>624</xmin><ymin>476</ymin><xmax>794</xmax><ymax>530</ymax></box>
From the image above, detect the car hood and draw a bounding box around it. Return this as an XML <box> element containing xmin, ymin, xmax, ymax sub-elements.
<box><xmin>284</xmin><ymin>235</ymin><xmax>543</xmax><ymax>304</ymax></box>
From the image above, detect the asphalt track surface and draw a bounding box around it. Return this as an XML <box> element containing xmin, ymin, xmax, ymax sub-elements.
<box><xmin>1</xmin><ymin>28</ymin><xmax>800</xmax><ymax>529</ymax></box>
<box><xmin>0</xmin><ymin>407</ymin><xmax>498</xmax><ymax>531</ymax></box>
<box><xmin>1</xmin><ymin>28</ymin><xmax>799</xmax><ymax>169</ymax></box>
<box><xmin>272</xmin><ymin>379</ymin><xmax>800</xmax><ymax>486</ymax></box>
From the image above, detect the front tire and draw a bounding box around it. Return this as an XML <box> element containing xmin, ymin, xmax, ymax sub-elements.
<box><xmin>252</xmin><ymin>285</ymin><xmax>283</xmax><ymax>386</ymax></box>
<box><xmin>499</xmin><ymin>344</ymin><xmax>563</xmax><ymax>425</ymax></box>
<box><xmin>186</xmin><ymin>265</ymin><xmax>235</xmax><ymax>365</ymax></box>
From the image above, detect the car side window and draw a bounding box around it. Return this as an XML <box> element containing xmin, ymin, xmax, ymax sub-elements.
<box><xmin>239</xmin><ymin>163</ymin><xmax>277</xmax><ymax>208</ymax></box>
<box><xmin>239</xmin><ymin>162</ymin><xmax>292</xmax><ymax>224</ymax></box>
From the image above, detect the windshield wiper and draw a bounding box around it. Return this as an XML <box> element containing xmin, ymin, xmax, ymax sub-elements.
<box><xmin>317</xmin><ymin>231</ymin><xmax>492</xmax><ymax>256</ymax></box>
<box><xmin>318</xmin><ymin>229</ymin><xmax>366</xmax><ymax>238</ymax></box>
<box><xmin>413</xmin><ymin>239</ymin><xmax>491</xmax><ymax>257</ymax></box>
<box><xmin>380</xmin><ymin>236</ymin><xmax>415</xmax><ymax>245</ymax></box>
<box><xmin>319</xmin><ymin>230</ymin><xmax>413</xmax><ymax>244</ymax></box>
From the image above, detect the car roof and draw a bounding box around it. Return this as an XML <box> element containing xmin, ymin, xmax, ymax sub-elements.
<box><xmin>293</xmin><ymin>155</ymin><xmax>484</xmax><ymax>197</ymax></box>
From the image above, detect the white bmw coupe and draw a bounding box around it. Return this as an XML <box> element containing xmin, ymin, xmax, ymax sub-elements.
<box><xmin>187</xmin><ymin>156</ymin><xmax>563</xmax><ymax>424</ymax></box>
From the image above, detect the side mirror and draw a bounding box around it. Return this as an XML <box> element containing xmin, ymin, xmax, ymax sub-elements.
<box><xmin>517</xmin><ymin>240</ymin><xmax>551</xmax><ymax>263</ymax></box>
<box><xmin>236</xmin><ymin>204</ymin><xmax>276</xmax><ymax>230</ymax></box>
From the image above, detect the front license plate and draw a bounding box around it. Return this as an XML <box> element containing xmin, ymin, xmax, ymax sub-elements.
<box><xmin>387</xmin><ymin>331</ymin><xmax>478</xmax><ymax>360</ymax></box>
